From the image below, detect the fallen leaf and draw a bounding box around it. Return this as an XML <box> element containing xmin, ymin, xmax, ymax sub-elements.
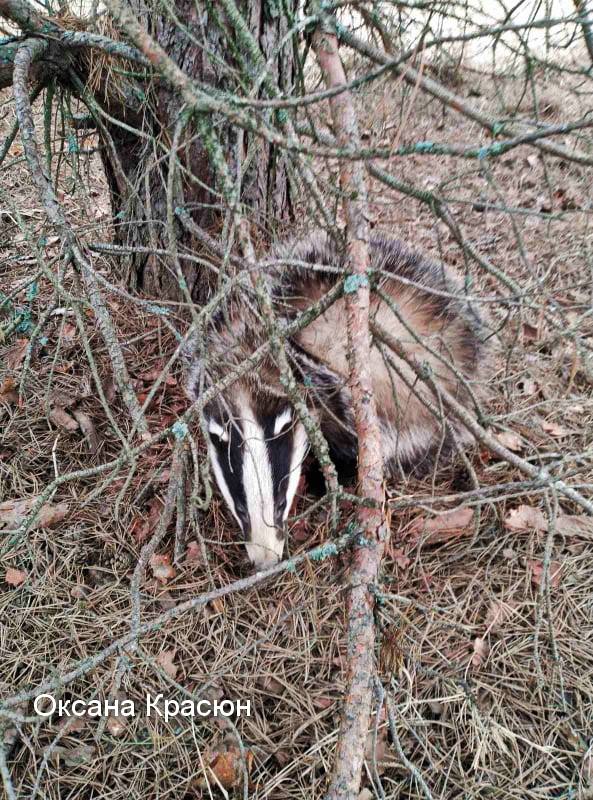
<box><xmin>5</xmin><ymin>567</ymin><xmax>27</xmax><ymax>587</ymax></box>
<box><xmin>137</xmin><ymin>367</ymin><xmax>177</xmax><ymax>386</ymax></box>
<box><xmin>528</xmin><ymin>559</ymin><xmax>563</xmax><ymax>589</ymax></box>
<box><xmin>61</xmin><ymin>323</ymin><xmax>77</xmax><ymax>342</ymax></box>
<box><xmin>541</xmin><ymin>420</ymin><xmax>574</xmax><ymax>437</ymax></box>
<box><xmin>130</xmin><ymin>497</ymin><xmax>162</xmax><ymax>544</ymax></box>
<box><xmin>504</xmin><ymin>505</ymin><xmax>547</xmax><ymax>532</ymax></box>
<box><xmin>149</xmin><ymin>553</ymin><xmax>176</xmax><ymax>584</ymax></box>
<box><xmin>38</xmin><ymin>501</ymin><xmax>69</xmax><ymax>527</ymax></box>
<box><xmin>184</xmin><ymin>540</ymin><xmax>202</xmax><ymax>563</ymax></box>
<box><xmin>494</xmin><ymin>431</ymin><xmax>524</xmax><ymax>452</ymax></box>
<box><xmin>198</xmin><ymin>747</ymin><xmax>250</xmax><ymax>790</ymax></box>
<box><xmin>0</xmin><ymin>378</ymin><xmax>19</xmax><ymax>405</ymax></box>
<box><xmin>0</xmin><ymin>497</ymin><xmax>68</xmax><ymax>529</ymax></box>
<box><xmin>390</xmin><ymin>546</ymin><xmax>411</xmax><ymax>569</ymax></box>
<box><xmin>522</xmin><ymin>322</ymin><xmax>539</xmax><ymax>343</ymax></box>
<box><xmin>556</xmin><ymin>514</ymin><xmax>593</xmax><ymax>539</ymax></box>
<box><xmin>72</xmin><ymin>409</ymin><xmax>99</xmax><ymax>453</ymax></box>
<box><xmin>49</xmin><ymin>406</ymin><xmax>79</xmax><ymax>432</ymax></box>
<box><xmin>106</xmin><ymin>716</ymin><xmax>127</xmax><ymax>737</ymax></box>
<box><xmin>5</xmin><ymin>339</ymin><xmax>29</xmax><ymax>369</ymax></box>
<box><xmin>257</xmin><ymin>675</ymin><xmax>283</xmax><ymax>693</ymax></box>
<box><xmin>156</xmin><ymin>649</ymin><xmax>178</xmax><ymax>680</ymax></box>
<box><xmin>51</xmin><ymin>744</ymin><xmax>96</xmax><ymax>767</ymax></box>
<box><xmin>408</xmin><ymin>507</ymin><xmax>474</xmax><ymax>544</ymax></box>
<box><xmin>471</xmin><ymin>637</ymin><xmax>489</xmax><ymax>667</ymax></box>
<box><xmin>484</xmin><ymin>599</ymin><xmax>517</xmax><ymax>633</ymax></box>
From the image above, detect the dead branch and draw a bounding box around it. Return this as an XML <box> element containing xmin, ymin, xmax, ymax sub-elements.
<box><xmin>312</xmin><ymin>14</ymin><xmax>388</xmax><ymax>800</ymax></box>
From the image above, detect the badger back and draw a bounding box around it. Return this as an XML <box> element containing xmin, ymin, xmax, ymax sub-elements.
<box><xmin>270</xmin><ymin>231</ymin><xmax>485</xmax><ymax>477</ymax></box>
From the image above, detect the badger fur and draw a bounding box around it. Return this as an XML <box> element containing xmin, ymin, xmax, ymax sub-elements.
<box><xmin>185</xmin><ymin>231</ymin><xmax>485</xmax><ymax>567</ymax></box>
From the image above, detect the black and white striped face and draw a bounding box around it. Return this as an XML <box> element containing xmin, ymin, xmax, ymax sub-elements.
<box><xmin>205</xmin><ymin>392</ymin><xmax>309</xmax><ymax>568</ymax></box>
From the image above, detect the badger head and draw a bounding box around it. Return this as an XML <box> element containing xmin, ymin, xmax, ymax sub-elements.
<box><xmin>199</xmin><ymin>383</ymin><xmax>309</xmax><ymax>568</ymax></box>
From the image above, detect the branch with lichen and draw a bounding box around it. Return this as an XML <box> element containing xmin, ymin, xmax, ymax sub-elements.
<box><xmin>312</xmin><ymin>12</ymin><xmax>388</xmax><ymax>799</ymax></box>
<box><xmin>11</xmin><ymin>35</ymin><xmax>148</xmax><ymax>435</ymax></box>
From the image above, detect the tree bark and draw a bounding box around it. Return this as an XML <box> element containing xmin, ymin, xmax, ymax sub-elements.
<box><xmin>0</xmin><ymin>0</ymin><xmax>294</xmax><ymax>301</ymax></box>
<box><xmin>99</xmin><ymin>0</ymin><xmax>294</xmax><ymax>300</ymax></box>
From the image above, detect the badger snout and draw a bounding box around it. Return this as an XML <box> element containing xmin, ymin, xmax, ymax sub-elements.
<box><xmin>245</xmin><ymin>529</ymin><xmax>284</xmax><ymax>569</ymax></box>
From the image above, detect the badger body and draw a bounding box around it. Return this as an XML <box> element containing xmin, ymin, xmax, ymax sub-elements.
<box><xmin>186</xmin><ymin>231</ymin><xmax>485</xmax><ymax>567</ymax></box>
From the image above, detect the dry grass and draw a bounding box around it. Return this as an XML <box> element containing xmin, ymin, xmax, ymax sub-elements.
<box><xmin>1</xmin><ymin>50</ymin><xmax>593</xmax><ymax>800</ymax></box>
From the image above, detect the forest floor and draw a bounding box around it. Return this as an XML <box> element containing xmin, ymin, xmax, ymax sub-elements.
<box><xmin>1</xmin><ymin>52</ymin><xmax>593</xmax><ymax>800</ymax></box>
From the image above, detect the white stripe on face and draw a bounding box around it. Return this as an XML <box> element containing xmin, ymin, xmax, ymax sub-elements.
<box><xmin>208</xmin><ymin>419</ymin><xmax>229</xmax><ymax>442</ymax></box>
<box><xmin>273</xmin><ymin>407</ymin><xmax>292</xmax><ymax>436</ymax></box>
<box><xmin>240</xmin><ymin>407</ymin><xmax>281</xmax><ymax>566</ymax></box>
<box><xmin>282</xmin><ymin>420</ymin><xmax>309</xmax><ymax>522</ymax></box>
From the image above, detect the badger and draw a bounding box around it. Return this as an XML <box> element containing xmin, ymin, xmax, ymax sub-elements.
<box><xmin>185</xmin><ymin>231</ymin><xmax>486</xmax><ymax>568</ymax></box>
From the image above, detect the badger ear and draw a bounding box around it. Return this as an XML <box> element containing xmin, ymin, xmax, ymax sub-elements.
<box><xmin>288</xmin><ymin>344</ymin><xmax>347</xmax><ymax>402</ymax></box>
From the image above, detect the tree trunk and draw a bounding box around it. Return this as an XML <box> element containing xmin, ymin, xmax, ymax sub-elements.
<box><xmin>0</xmin><ymin>0</ymin><xmax>294</xmax><ymax>301</ymax></box>
<box><xmin>99</xmin><ymin>0</ymin><xmax>294</xmax><ymax>301</ymax></box>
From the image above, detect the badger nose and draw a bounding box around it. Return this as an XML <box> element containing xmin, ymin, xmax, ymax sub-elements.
<box><xmin>245</xmin><ymin>538</ymin><xmax>282</xmax><ymax>569</ymax></box>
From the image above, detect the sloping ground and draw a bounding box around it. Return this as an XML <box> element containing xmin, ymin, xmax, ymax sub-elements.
<box><xmin>1</xmin><ymin>53</ymin><xmax>593</xmax><ymax>800</ymax></box>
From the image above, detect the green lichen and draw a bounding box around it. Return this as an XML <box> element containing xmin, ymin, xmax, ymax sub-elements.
<box><xmin>309</xmin><ymin>542</ymin><xmax>339</xmax><ymax>562</ymax></box>
<box><xmin>146</xmin><ymin>304</ymin><xmax>169</xmax><ymax>316</ymax></box>
<box><xmin>413</xmin><ymin>140</ymin><xmax>435</xmax><ymax>154</ymax></box>
<box><xmin>67</xmin><ymin>133</ymin><xmax>79</xmax><ymax>154</ymax></box>
<box><xmin>172</xmin><ymin>420</ymin><xmax>189</xmax><ymax>441</ymax></box>
<box><xmin>343</xmin><ymin>273</ymin><xmax>369</xmax><ymax>294</ymax></box>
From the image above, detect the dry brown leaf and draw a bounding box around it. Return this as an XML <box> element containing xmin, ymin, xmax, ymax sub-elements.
<box><xmin>5</xmin><ymin>567</ymin><xmax>27</xmax><ymax>587</ymax></box>
<box><xmin>484</xmin><ymin>600</ymin><xmax>517</xmax><ymax>633</ymax></box>
<box><xmin>72</xmin><ymin>409</ymin><xmax>99</xmax><ymax>453</ymax></box>
<box><xmin>504</xmin><ymin>505</ymin><xmax>548</xmax><ymax>532</ymax></box>
<box><xmin>106</xmin><ymin>716</ymin><xmax>127</xmax><ymax>737</ymax></box>
<box><xmin>130</xmin><ymin>497</ymin><xmax>161</xmax><ymax>544</ymax></box>
<box><xmin>184</xmin><ymin>540</ymin><xmax>202</xmax><ymax>563</ymax></box>
<box><xmin>156</xmin><ymin>649</ymin><xmax>178</xmax><ymax>680</ymax></box>
<box><xmin>494</xmin><ymin>431</ymin><xmax>524</xmax><ymax>452</ymax></box>
<box><xmin>137</xmin><ymin>367</ymin><xmax>177</xmax><ymax>386</ymax></box>
<box><xmin>53</xmin><ymin>744</ymin><xmax>96</xmax><ymax>767</ymax></box>
<box><xmin>5</xmin><ymin>338</ymin><xmax>29</xmax><ymax>370</ymax></box>
<box><xmin>541</xmin><ymin>420</ymin><xmax>574</xmax><ymax>437</ymax></box>
<box><xmin>409</xmin><ymin>507</ymin><xmax>474</xmax><ymax>544</ymax></box>
<box><xmin>61</xmin><ymin>323</ymin><xmax>77</xmax><ymax>342</ymax></box>
<box><xmin>0</xmin><ymin>378</ymin><xmax>19</xmax><ymax>405</ymax></box>
<box><xmin>390</xmin><ymin>546</ymin><xmax>411</xmax><ymax>569</ymax></box>
<box><xmin>529</xmin><ymin>559</ymin><xmax>563</xmax><ymax>589</ymax></box>
<box><xmin>49</xmin><ymin>406</ymin><xmax>79</xmax><ymax>433</ymax></box>
<box><xmin>38</xmin><ymin>501</ymin><xmax>69</xmax><ymax>527</ymax></box>
<box><xmin>556</xmin><ymin>514</ymin><xmax>593</xmax><ymax>539</ymax></box>
<box><xmin>149</xmin><ymin>553</ymin><xmax>176</xmax><ymax>584</ymax></box>
<box><xmin>522</xmin><ymin>322</ymin><xmax>539</xmax><ymax>343</ymax></box>
<box><xmin>0</xmin><ymin>497</ymin><xmax>68</xmax><ymax>529</ymax></box>
<box><xmin>471</xmin><ymin>637</ymin><xmax>489</xmax><ymax>667</ymax></box>
<box><xmin>200</xmin><ymin>747</ymin><xmax>248</xmax><ymax>790</ymax></box>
